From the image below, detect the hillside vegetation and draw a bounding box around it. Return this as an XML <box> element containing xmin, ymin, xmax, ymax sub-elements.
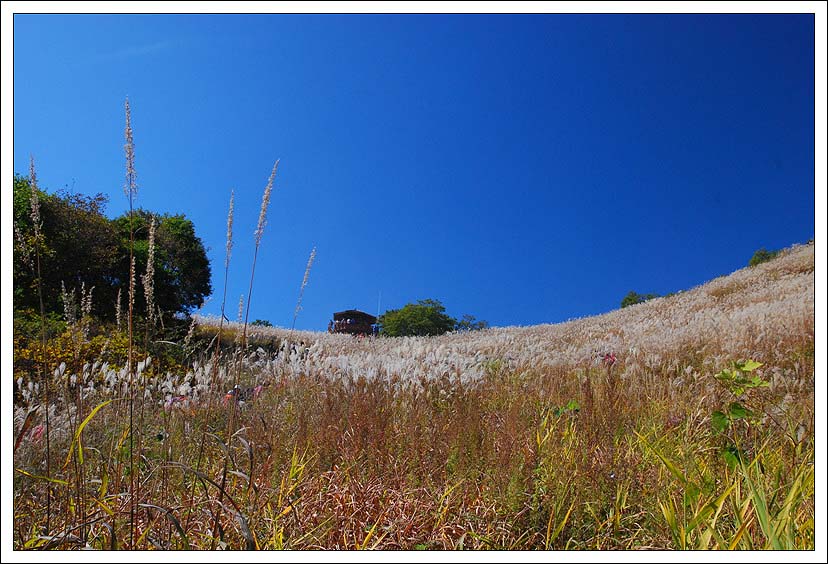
<box><xmin>13</xmin><ymin>241</ymin><xmax>815</xmax><ymax>550</ymax></box>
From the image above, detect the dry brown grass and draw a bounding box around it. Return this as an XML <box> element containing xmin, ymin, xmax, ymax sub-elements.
<box><xmin>13</xmin><ymin>242</ymin><xmax>815</xmax><ymax>550</ymax></box>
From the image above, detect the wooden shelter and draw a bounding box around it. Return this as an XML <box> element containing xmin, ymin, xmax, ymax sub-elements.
<box><xmin>329</xmin><ymin>309</ymin><xmax>377</xmax><ymax>335</ymax></box>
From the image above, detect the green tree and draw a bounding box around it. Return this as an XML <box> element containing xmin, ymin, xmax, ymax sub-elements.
<box><xmin>621</xmin><ymin>290</ymin><xmax>659</xmax><ymax>309</ymax></box>
<box><xmin>112</xmin><ymin>209</ymin><xmax>212</xmax><ymax>323</ymax></box>
<box><xmin>13</xmin><ymin>174</ymin><xmax>119</xmax><ymax>319</ymax></box>
<box><xmin>379</xmin><ymin>299</ymin><xmax>457</xmax><ymax>337</ymax></box>
<box><xmin>456</xmin><ymin>314</ymin><xmax>489</xmax><ymax>332</ymax></box>
<box><xmin>251</xmin><ymin>319</ymin><xmax>273</xmax><ymax>327</ymax></box>
<box><xmin>748</xmin><ymin>247</ymin><xmax>779</xmax><ymax>267</ymax></box>
<box><xmin>13</xmin><ymin>175</ymin><xmax>212</xmax><ymax>326</ymax></box>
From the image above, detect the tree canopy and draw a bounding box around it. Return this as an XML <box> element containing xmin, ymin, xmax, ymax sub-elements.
<box><xmin>14</xmin><ymin>174</ymin><xmax>119</xmax><ymax>318</ymax></box>
<box><xmin>456</xmin><ymin>314</ymin><xmax>490</xmax><ymax>332</ymax></box>
<box><xmin>111</xmin><ymin>209</ymin><xmax>212</xmax><ymax>320</ymax></box>
<box><xmin>748</xmin><ymin>247</ymin><xmax>780</xmax><ymax>267</ymax></box>
<box><xmin>620</xmin><ymin>290</ymin><xmax>659</xmax><ymax>309</ymax></box>
<box><xmin>378</xmin><ymin>299</ymin><xmax>488</xmax><ymax>337</ymax></box>
<box><xmin>13</xmin><ymin>174</ymin><xmax>211</xmax><ymax>326</ymax></box>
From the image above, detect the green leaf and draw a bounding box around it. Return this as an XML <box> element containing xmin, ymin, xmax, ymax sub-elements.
<box><xmin>728</xmin><ymin>402</ymin><xmax>750</xmax><ymax>420</ymax></box>
<box><xmin>15</xmin><ymin>468</ymin><xmax>69</xmax><ymax>486</ymax></box>
<box><xmin>715</xmin><ymin>368</ymin><xmax>735</xmax><ymax>381</ymax></box>
<box><xmin>711</xmin><ymin>411</ymin><xmax>730</xmax><ymax>433</ymax></box>
<box><xmin>742</xmin><ymin>461</ymin><xmax>782</xmax><ymax>550</ymax></box>
<box><xmin>721</xmin><ymin>445</ymin><xmax>742</xmax><ymax>469</ymax></box>
<box><xmin>739</xmin><ymin>360</ymin><xmax>763</xmax><ymax>372</ymax></box>
<box><xmin>635</xmin><ymin>432</ymin><xmax>688</xmax><ymax>486</ymax></box>
<box><xmin>565</xmin><ymin>399</ymin><xmax>580</xmax><ymax>412</ymax></box>
<box><xmin>64</xmin><ymin>400</ymin><xmax>112</xmax><ymax>468</ymax></box>
<box><xmin>683</xmin><ymin>483</ymin><xmax>701</xmax><ymax>508</ymax></box>
<box><xmin>138</xmin><ymin>503</ymin><xmax>190</xmax><ymax>550</ymax></box>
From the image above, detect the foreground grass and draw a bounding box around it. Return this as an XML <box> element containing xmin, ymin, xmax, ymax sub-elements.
<box><xmin>12</xmin><ymin>349</ymin><xmax>814</xmax><ymax>550</ymax></box>
<box><xmin>12</xmin><ymin>244</ymin><xmax>815</xmax><ymax>550</ymax></box>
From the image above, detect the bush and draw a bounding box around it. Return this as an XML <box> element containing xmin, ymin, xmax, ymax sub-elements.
<box><xmin>621</xmin><ymin>291</ymin><xmax>659</xmax><ymax>309</ymax></box>
<box><xmin>379</xmin><ymin>299</ymin><xmax>456</xmax><ymax>337</ymax></box>
<box><xmin>748</xmin><ymin>247</ymin><xmax>780</xmax><ymax>267</ymax></box>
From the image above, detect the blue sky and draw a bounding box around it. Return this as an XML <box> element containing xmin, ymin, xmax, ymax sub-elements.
<box><xmin>10</xmin><ymin>13</ymin><xmax>817</xmax><ymax>331</ymax></box>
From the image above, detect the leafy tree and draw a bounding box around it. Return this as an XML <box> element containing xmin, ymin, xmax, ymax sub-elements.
<box><xmin>379</xmin><ymin>299</ymin><xmax>457</xmax><ymax>337</ymax></box>
<box><xmin>621</xmin><ymin>290</ymin><xmax>659</xmax><ymax>309</ymax></box>
<box><xmin>456</xmin><ymin>314</ymin><xmax>489</xmax><ymax>332</ymax></box>
<box><xmin>13</xmin><ymin>174</ymin><xmax>119</xmax><ymax>319</ymax></box>
<box><xmin>251</xmin><ymin>319</ymin><xmax>273</xmax><ymax>327</ymax></box>
<box><xmin>13</xmin><ymin>174</ymin><xmax>212</xmax><ymax>326</ymax></box>
<box><xmin>748</xmin><ymin>247</ymin><xmax>779</xmax><ymax>267</ymax></box>
<box><xmin>112</xmin><ymin>209</ymin><xmax>212</xmax><ymax>323</ymax></box>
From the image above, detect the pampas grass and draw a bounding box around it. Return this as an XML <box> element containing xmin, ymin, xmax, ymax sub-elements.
<box><xmin>291</xmin><ymin>246</ymin><xmax>316</xmax><ymax>331</ymax></box>
<box><xmin>213</xmin><ymin>161</ymin><xmax>279</xmax><ymax>548</ymax></box>
<box><xmin>12</xmin><ymin>98</ymin><xmax>814</xmax><ymax>550</ymax></box>
<box><xmin>12</xmin><ymin>242</ymin><xmax>814</xmax><ymax>549</ymax></box>
<box><xmin>28</xmin><ymin>155</ymin><xmax>53</xmax><ymax>533</ymax></box>
<box><xmin>123</xmin><ymin>96</ymin><xmax>138</xmax><ymax>547</ymax></box>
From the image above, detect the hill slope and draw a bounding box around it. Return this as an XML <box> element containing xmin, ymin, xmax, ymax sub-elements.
<box><xmin>203</xmin><ymin>242</ymin><xmax>814</xmax><ymax>386</ymax></box>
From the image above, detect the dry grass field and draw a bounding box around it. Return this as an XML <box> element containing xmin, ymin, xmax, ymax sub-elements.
<box><xmin>13</xmin><ymin>241</ymin><xmax>815</xmax><ymax>550</ymax></box>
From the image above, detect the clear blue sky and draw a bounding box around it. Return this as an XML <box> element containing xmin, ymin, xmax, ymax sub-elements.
<box><xmin>11</xmin><ymin>13</ymin><xmax>816</xmax><ymax>331</ymax></box>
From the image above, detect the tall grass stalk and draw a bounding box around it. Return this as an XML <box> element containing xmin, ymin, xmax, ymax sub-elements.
<box><xmin>28</xmin><ymin>156</ymin><xmax>52</xmax><ymax>534</ymax></box>
<box><xmin>242</xmin><ymin>160</ymin><xmax>278</xmax><ymax>350</ymax></box>
<box><xmin>212</xmin><ymin>160</ymin><xmax>278</xmax><ymax>548</ymax></box>
<box><xmin>115</xmin><ymin>288</ymin><xmax>122</xmax><ymax>330</ymax></box>
<box><xmin>142</xmin><ymin>215</ymin><xmax>157</xmax><ymax>338</ymax></box>
<box><xmin>211</xmin><ymin>190</ymin><xmax>234</xmax><ymax>368</ymax></box>
<box><xmin>187</xmin><ymin>191</ymin><xmax>234</xmax><ymax>531</ymax></box>
<box><xmin>291</xmin><ymin>246</ymin><xmax>316</xmax><ymax>331</ymax></box>
<box><xmin>138</xmin><ymin>214</ymin><xmax>156</xmax><ymax>525</ymax></box>
<box><xmin>123</xmin><ymin>97</ymin><xmax>138</xmax><ymax>547</ymax></box>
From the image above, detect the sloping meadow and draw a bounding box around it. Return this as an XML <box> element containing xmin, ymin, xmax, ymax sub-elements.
<box><xmin>13</xmin><ymin>243</ymin><xmax>815</xmax><ymax>550</ymax></box>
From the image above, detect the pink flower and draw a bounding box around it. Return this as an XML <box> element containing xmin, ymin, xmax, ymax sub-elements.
<box><xmin>31</xmin><ymin>424</ymin><xmax>45</xmax><ymax>442</ymax></box>
<box><xmin>602</xmin><ymin>352</ymin><xmax>617</xmax><ymax>367</ymax></box>
<box><xmin>165</xmin><ymin>395</ymin><xmax>190</xmax><ymax>412</ymax></box>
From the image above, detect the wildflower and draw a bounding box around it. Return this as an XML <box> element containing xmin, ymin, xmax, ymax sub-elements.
<box><xmin>222</xmin><ymin>383</ymin><xmax>267</xmax><ymax>407</ymax></box>
<box><xmin>164</xmin><ymin>395</ymin><xmax>190</xmax><ymax>412</ymax></box>
<box><xmin>602</xmin><ymin>352</ymin><xmax>617</xmax><ymax>367</ymax></box>
<box><xmin>31</xmin><ymin>424</ymin><xmax>45</xmax><ymax>443</ymax></box>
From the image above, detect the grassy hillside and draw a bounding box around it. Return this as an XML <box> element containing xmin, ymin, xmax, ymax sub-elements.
<box><xmin>13</xmin><ymin>242</ymin><xmax>815</xmax><ymax>550</ymax></box>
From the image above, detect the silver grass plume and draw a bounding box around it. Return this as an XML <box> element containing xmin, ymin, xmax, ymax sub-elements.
<box><xmin>292</xmin><ymin>246</ymin><xmax>317</xmax><ymax>330</ymax></box>
<box><xmin>142</xmin><ymin>216</ymin><xmax>157</xmax><ymax>325</ymax></box>
<box><xmin>226</xmin><ymin>190</ymin><xmax>234</xmax><ymax>269</ymax></box>
<box><xmin>80</xmin><ymin>282</ymin><xmax>94</xmax><ymax>318</ymax></box>
<box><xmin>254</xmin><ymin>160</ymin><xmax>279</xmax><ymax>246</ymax></box>
<box><xmin>183</xmin><ymin>317</ymin><xmax>197</xmax><ymax>349</ymax></box>
<box><xmin>61</xmin><ymin>281</ymin><xmax>76</xmax><ymax>325</ymax></box>
<box><xmin>235</xmin><ymin>294</ymin><xmax>245</xmax><ymax>345</ymax></box>
<box><xmin>80</xmin><ymin>282</ymin><xmax>94</xmax><ymax>338</ymax></box>
<box><xmin>29</xmin><ymin>156</ymin><xmax>41</xmax><ymax>238</ymax></box>
<box><xmin>116</xmin><ymin>288</ymin><xmax>123</xmax><ymax>330</ymax></box>
<box><xmin>124</xmin><ymin>98</ymin><xmax>137</xmax><ymax>202</ymax></box>
<box><xmin>129</xmin><ymin>255</ymin><xmax>136</xmax><ymax>318</ymax></box>
<box><xmin>14</xmin><ymin>224</ymin><xmax>33</xmax><ymax>268</ymax></box>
